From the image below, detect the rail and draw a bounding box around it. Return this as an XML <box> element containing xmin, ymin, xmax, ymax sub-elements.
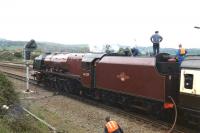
<box><xmin>22</xmin><ymin>107</ymin><xmax>57</xmax><ymax>133</ymax></box>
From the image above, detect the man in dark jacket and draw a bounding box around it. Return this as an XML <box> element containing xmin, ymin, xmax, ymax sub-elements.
<box><xmin>104</xmin><ymin>116</ymin><xmax>123</xmax><ymax>133</ymax></box>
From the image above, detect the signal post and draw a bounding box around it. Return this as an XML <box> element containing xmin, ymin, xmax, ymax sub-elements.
<box><xmin>24</xmin><ymin>39</ymin><xmax>37</xmax><ymax>92</ymax></box>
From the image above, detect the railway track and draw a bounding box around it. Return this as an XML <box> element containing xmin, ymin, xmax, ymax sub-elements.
<box><xmin>0</xmin><ymin>62</ymin><xmax>33</xmax><ymax>71</ymax></box>
<box><xmin>0</xmin><ymin>66</ymin><xmax>191</xmax><ymax>133</ymax></box>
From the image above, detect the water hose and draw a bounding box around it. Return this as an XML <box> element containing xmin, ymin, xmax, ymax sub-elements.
<box><xmin>167</xmin><ymin>96</ymin><xmax>177</xmax><ymax>133</ymax></box>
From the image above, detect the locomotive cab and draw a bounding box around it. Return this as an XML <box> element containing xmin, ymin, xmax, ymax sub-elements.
<box><xmin>81</xmin><ymin>53</ymin><xmax>105</xmax><ymax>88</ymax></box>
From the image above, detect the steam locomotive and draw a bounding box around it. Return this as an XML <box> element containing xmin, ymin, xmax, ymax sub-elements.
<box><xmin>33</xmin><ymin>52</ymin><xmax>200</xmax><ymax>126</ymax></box>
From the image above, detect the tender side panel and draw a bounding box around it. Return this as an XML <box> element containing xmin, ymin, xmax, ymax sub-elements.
<box><xmin>96</xmin><ymin>56</ymin><xmax>166</xmax><ymax>101</ymax></box>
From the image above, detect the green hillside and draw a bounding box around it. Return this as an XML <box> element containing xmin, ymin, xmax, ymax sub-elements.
<box><xmin>0</xmin><ymin>39</ymin><xmax>89</xmax><ymax>53</ymax></box>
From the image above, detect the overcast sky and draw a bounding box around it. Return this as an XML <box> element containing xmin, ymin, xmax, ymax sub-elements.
<box><xmin>0</xmin><ymin>0</ymin><xmax>200</xmax><ymax>48</ymax></box>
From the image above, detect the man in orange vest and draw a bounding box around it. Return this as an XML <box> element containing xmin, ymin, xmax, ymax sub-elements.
<box><xmin>104</xmin><ymin>116</ymin><xmax>124</xmax><ymax>133</ymax></box>
<box><xmin>176</xmin><ymin>44</ymin><xmax>187</xmax><ymax>64</ymax></box>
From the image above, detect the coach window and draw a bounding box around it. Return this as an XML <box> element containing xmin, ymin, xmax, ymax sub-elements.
<box><xmin>184</xmin><ymin>74</ymin><xmax>193</xmax><ymax>89</ymax></box>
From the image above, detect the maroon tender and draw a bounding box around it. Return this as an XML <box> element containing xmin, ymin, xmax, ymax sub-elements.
<box><xmin>95</xmin><ymin>56</ymin><xmax>179</xmax><ymax>102</ymax></box>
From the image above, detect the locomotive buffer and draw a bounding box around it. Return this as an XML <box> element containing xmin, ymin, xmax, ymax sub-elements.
<box><xmin>24</xmin><ymin>39</ymin><xmax>37</xmax><ymax>92</ymax></box>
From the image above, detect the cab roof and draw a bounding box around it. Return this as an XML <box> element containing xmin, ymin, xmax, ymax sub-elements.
<box><xmin>82</xmin><ymin>53</ymin><xmax>105</xmax><ymax>62</ymax></box>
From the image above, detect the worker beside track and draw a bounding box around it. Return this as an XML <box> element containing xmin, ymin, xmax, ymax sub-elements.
<box><xmin>104</xmin><ymin>116</ymin><xmax>124</xmax><ymax>133</ymax></box>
